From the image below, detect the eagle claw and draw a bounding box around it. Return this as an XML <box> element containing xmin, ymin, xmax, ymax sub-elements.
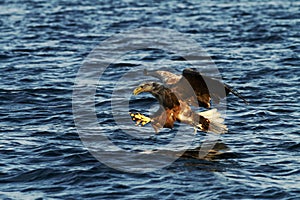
<box><xmin>130</xmin><ymin>112</ymin><xmax>151</xmax><ymax>126</ymax></box>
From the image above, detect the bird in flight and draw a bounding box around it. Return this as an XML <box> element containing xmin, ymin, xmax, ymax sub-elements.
<box><xmin>130</xmin><ymin>68</ymin><xmax>248</xmax><ymax>134</ymax></box>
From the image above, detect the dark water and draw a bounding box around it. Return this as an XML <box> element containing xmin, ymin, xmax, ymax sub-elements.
<box><xmin>1</xmin><ymin>0</ymin><xmax>300</xmax><ymax>199</ymax></box>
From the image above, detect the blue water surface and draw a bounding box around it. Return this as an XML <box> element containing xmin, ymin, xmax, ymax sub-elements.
<box><xmin>1</xmin><ymin>0</ymin><xmax>300</xmax><ymax>199</ymax></box>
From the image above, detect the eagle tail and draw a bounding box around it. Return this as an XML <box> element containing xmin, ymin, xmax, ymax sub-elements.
<box><xmin>199</xmin><ymin>109</ymin><xmax>228</xmax><ymax>134</ymax></box>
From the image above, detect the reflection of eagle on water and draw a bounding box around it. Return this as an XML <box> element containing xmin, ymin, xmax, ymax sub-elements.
<box><xmin>130</xmin><ymin>68</ymin><xmax>248</xmax><ymax>134</ymax></box>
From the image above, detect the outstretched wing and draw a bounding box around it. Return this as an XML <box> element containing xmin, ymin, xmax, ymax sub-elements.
<box><xmin>181</xmin><ymin>68</ymin><xmax>248</xmax><ymax>107</ymax></box>
<box><xmin>144</xmin><ymin>68</ymin><xmax>248</xmax><ymax>108</ymax></box>
<box><xmin>224</xmin><ymin>83</ymin><xmax>249</xmax><ymax>105</ymax></box>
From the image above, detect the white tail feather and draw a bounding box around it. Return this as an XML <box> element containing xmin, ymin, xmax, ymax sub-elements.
<box><xmin>199</xmin><ymin>109</ymin><xmax>228</xmax><ymax>134</ymax></box>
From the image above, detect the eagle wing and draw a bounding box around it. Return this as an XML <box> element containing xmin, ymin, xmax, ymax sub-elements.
<box><xmin>145</xmin><ymin>68</ymin><xmax>247</xmax><ymax>108</ymax></box>
<box><xmin>182</xmin><ymin>68</ymin><xmax>248</xmax><ymax>107</ymax></box>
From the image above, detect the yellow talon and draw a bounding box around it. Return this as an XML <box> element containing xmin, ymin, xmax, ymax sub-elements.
<box><xmin>129</xmin><ymin>112</ymin><xmax>151</xmax><ymax>126</ymax></box>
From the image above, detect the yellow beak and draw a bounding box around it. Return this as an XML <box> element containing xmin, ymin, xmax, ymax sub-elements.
<box><xmin>133</xmin><ymin>87</ymin><xmax>143</xmax><ymax>95</ymax></box>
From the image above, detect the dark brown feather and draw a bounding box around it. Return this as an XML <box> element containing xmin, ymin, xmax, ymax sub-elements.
<box><xmin>181</xmin><ymin>68</ymin><xmax>248</xmax><ymax>107</ymax></box>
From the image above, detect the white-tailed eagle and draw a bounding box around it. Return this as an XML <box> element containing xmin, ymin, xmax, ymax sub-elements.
<box><xmin>130</xmin><ymin>68</ymin><xmax>247</xmax><ymax>134</ymax></box>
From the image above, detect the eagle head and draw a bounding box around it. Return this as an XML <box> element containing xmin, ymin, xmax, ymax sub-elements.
<box><xmin>133</xmin><ymin>82</ymin><xmax>161</xmax><ymax>95</ymax></box>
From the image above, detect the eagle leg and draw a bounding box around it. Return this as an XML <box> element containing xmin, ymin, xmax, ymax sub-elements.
<box><xmin>199</xmin><ymin>115</ymin><xmax>210</xmax><ymax>131</ymax></box>
<box><xmin>194</xmin><ymin>115</ymin><xmax>210</xmax><ymax>132</ymax></box>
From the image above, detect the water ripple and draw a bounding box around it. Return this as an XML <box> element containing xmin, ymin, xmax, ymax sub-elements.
<box><xmin>1</xmin><ymin>0</ymin><xmax>300</xmax><ymax>199</ymax></box>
